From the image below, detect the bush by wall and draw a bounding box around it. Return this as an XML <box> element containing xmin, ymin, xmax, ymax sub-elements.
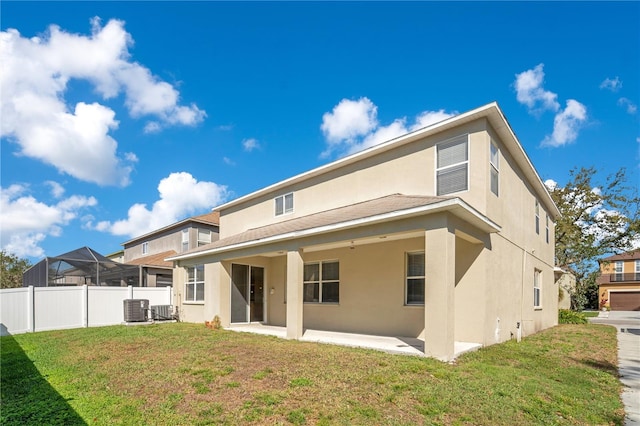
<box><xmin>558</xmin><ymin>309</ymin><xmax>588</xmax><ymax>324</ymax></box>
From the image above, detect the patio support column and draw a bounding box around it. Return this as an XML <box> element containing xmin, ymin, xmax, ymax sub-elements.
<box><xmin>208</xmin><ymin>262</ymin><xmax>231</xmax><ymax>327</ymax></box>
<box><xmin>424</xmin><ymin>220</ymin><xmax>456</xmax><ymax>361</ymax></box>
<box><xmin>286</xmin><ymin>250</ymin><xmax>304</xmax><ymax>339</ymax></box>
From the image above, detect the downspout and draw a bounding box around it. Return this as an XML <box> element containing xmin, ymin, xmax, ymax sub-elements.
<box><xmin>519</xmin><ymin>248</ymin><xmax>526</xmax><ymax>343</ymax></box>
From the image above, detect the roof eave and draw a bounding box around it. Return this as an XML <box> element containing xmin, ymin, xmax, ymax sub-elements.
<box><xmin>121</xmin><ymin>218</ymin><xmax>219</xmax><ymax>246</ymax></box>
<box><xmin>166</xmin><ymin>198</ymin><xmax>500</xmax><ymax>262</ymax></box>
<box><xmin>213</xmin><ymin>102</ymin><xmax>500</xmax><ymax>213</ymax></box>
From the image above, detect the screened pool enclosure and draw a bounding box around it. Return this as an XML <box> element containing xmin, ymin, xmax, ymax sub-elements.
<box><xmin>23</xmin><ymin>247</ymin><xmax>141</xmax><ymax>287</ymax></box>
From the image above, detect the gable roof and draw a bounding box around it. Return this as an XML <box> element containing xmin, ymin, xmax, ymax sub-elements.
<box><xmin>122</xmin><ymin>211</ymin><xmax>220</xmax><ymax>246</ymax></box>
<box><xmin>167</xmin><ymin>194</ymin><xmax>500</xmax><ymax>261</ymax></box>
<box><xmin>212</xmin><ymin>102</ymin><xmax>560</xmax><ymax>220</ymax></box>
<box><xmin>600</xmin><ymin>250</ymin><xmax>640</xmax><ymax>262</ymax></box>
<box><xmin>125</xmin><ymin>250</ymin><xmax>176</xmax><ymax>268</ymax></box>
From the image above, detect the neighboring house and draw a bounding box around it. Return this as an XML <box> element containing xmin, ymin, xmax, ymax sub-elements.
<box><xmin>597</xmin><ymin>250</ymin><xmax>640</xmax><ymax>311</ymax></box>
<box><xmin>122</xmin><ymin>212</ymin><xmax>220</xmax><ymax>287</ymax></box>
<box><xmin>106</xmin><ymin>250</ymin><xmax>125</xmax><ymax>263</ymax></box>
<box><xmin>167</xmin><ymin>102</ymin><xmax>560</xmax><ymax>361</ymax></box>
<box><xmin>554</xmin><ymin>267</ymin><xmax>576</xmax><ymax>310</ymax></box>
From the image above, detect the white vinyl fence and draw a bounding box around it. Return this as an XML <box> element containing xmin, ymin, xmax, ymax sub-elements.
<box><xmin>0</xmin><ymin>285</ymin><xmax>173</xmax><ymax>336</ymax></box>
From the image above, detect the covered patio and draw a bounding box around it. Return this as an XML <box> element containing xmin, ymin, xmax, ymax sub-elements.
<box><xmin>170</xmin><ymin>194</ymin><xmax>500</xmax><ymax>361</ymax></box>
<box><xmin>228</xmin><ymin>323</ymin><xmax>482</xmax><ymax>359</ymax></box>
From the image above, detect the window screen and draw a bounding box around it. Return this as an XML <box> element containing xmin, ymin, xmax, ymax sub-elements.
<box><xmin>436</xmin><ymin>137</ymin><xmax>468</xmax><ymax>195</ymax></box>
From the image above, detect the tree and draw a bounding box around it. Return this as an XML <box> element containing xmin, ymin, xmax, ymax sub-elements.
<box><xmin>1</xmin><ymin>250</ymin><xmax>32</xmax><ymax>289</ymax></box>
<box><xmin>548</xmin><ymin>167</ymin><xmax>640</xmax><ymax>310</ymax></box>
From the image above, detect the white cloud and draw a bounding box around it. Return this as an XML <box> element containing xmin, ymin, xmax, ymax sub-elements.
<box><xmin>1</xmin><ymin>184</ymin><xmax>97</xmax><ymax>258</ymax></box>
<box><xmin>320</xmin><ymin>97</ymin><xmax>379</xmax><ymax>156</ymax></box>
<box><xmin>514</xmin><ymin>65</ymin><xmax>588</xmax><ymax>148</ymax></box>
<box><xmin>411</xmin><ymin>110</ymin><xmax>455</xmax><ymax>131</ymax></box>
<box><xmin>600</xmin><ymin>77</ymin><xmax>622</xmax><ymax>92</ymax></box>
<box><xmin>242</xmin><ymin>138</ymin><xmax>260</xmax><ymax>152</ymax></box>
<box><xmin>514</xmin><ymin>63</ymin><xmax>560</xmax><ymax>113</ymax></box>
<box><xmin>617</xmin><ymin>97</ymin><xmax>637</xmax><ymax>115</ymax></box>
<box><xmin>541</xmin><ymin>99</ymin><xmax>587</xmax><ymax>147</ymax></box>
<box><xmin>0</xmin><ymin>18</ymin><xmax>205</xmax><ymax>186</ymax></box>
<box><xmin>223</xmin><ymin>157</ymin><xmax>236</xmax><ymax>166</ymax></box>
<box><xmin>321</xmin><ymin>98</ymin><xmax>455</xmax><ymax>157</ymax></box>
<box><xmin>92</xmin><ymin>172</ymin><xmax>228</xmax><ymax>238</ymax></box>
<box><xmin>544</xmin><ymin>179</ymin><xmax>558</xmax><ymax>191</ymax></box>
<box><xmin>45</xmin><ymin>181</ymin><xmax>65</xmax><ymax>198</ymax></box>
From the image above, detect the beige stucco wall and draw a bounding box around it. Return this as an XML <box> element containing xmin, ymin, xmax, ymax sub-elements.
<box><xmin>220</xmin><ymin>120</ymin><xmax>492</xmax><ymax>238</ymax></box>
<box><xmin>300</xmin><ymin>238</ymin><xmax>425</xmax><ymax>337</ymax></box>
<box><xmin>173</xmin><ymin>112</ymin><xmax>559</xmax><ymax>353</ymax></box>
<box><xmin>556</xmin><ymin>272</ymin><xmax>575</xmax><ymax>310</ymax></box>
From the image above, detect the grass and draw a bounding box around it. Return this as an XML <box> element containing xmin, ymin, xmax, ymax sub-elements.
<box><xmin>1</xmin><ymin>323</ymin><xmax>625</xmax><ymax>425</ymax></box>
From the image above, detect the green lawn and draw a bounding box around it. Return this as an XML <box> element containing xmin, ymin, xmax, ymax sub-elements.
<box><xmin>1</xmin><ymin>323</ymin><xmax>624</xmax><ymax>425</ymax></box>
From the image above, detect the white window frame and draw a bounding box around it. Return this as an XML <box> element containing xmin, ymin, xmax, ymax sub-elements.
<box><xmin>533</xmin><ymin>269</ymin><xmax>542</xmax><ymax>309</ymax></box>
<box><xmin>303</xmin><ymin>260</ymin><xmax>339</xmax><ymax>304</ymax></box>
<box><xmin>181</xmin><ymin>229</ymin><xmax>189</xmax><ymax>252</ymax></box>
<box><xmin>275</xmin><ymin>192</ymin><xmax>294</xmax><ymax>217</ymax></box>
<box><xmin>405</xmin><ymin>252</ymin><xmax>425</xmax><ymax>306</ymax></box>
<box><xmin>490</xmin><ymin>141</ymin><xmax>499</xmax><ymax>196</ymax></box>
<box><xmin>535</xmin><ymin>200</ymin><xmax>540</xmax><ymax>235</ymax></box>
<box><xmin>435</xmin><ymin>135</ymin><xmax>469</xmax><ymax>196</ymax></box>
<box><xmin>142</xmin><ymin>241</ymin><xmax>149</xmax><ymax>255</ymax></box>
<box><xmin>614</xmin><ymin>261</ymin><xmax>623</xmax><ymax>281</ymax></box>
<box><xmin>185</xmin><ymin>265</ymin><xmax>205</xmax><ymax>303</ymax></box>
<box><xmin>545</xmin><ymin>214</ymin><xmax>550</xmax><ymax>244</ymax></box>
<box><xmin>197</xmin><ymin>228</ymin><xmax>211</xmax><ymax>247</ymax></box>
<box><xmin>635</xmin><ymin>260</ymin><xmax>640</xmax><ymax>280</ymax></box>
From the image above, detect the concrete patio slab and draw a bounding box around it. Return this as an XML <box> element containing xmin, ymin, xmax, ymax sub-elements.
<box><xmin>227</xmin><ymin>323</ymin><xmax>482</xmax><ymax>359</ymax></box>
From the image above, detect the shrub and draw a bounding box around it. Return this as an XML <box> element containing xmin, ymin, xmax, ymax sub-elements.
<box><xmin>559</xmin><ymin>309</ymin><xmax>588</xmax><ymax>324</ymax></box>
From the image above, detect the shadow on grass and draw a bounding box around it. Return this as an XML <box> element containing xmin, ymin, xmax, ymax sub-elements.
<box><xmin>0</xmin><ymin>324</ymin><xmax>86</xmax><ymax>425</ymax></box>
<box><xmin>573</xmin><ymin>356</ymin><xmax>619</xmax><ymax>376</ymax></box>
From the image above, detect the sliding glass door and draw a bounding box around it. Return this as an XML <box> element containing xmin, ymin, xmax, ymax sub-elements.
<box><xmin>231</xmin><ymin>264</ymin><xmax>264</xmax><ymax>323</ymax></box>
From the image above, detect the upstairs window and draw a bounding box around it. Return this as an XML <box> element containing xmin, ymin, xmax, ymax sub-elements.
<box><xmin>436</xmin><ymin>136</ymin><xmax>468</xmax><ymax>196</ymax></box>
<box><xmin>406</xmin><ymin>252</ymin><xmax>425</xmax><ymax>305</ymax></box>
<box><xmin>545</xmin><ymin>214</ymin><xmax>550</xmax><ymax>244</ymax></box>
<box><xmin>436</xmin><ymin>135</ymin><xmax>469</xmax><ymax>195</ymax></box>
<box><xmin>142</xmin><ymin>241</ymin><xmax>149</xmax><ymax>255</ymax></box>
<box><xmin>535</xmin><ymin>200</ymin><xmax>540</xmax><ymax>235</ymax></box>
<box><xmin>614</xmin><ymin>261</ymin><xmax>623</xmax><ymax>281</ymax></box>
<box><xmin>197</xmin><ymin>229</ymin><xmax>211</xmax><ymax>247</ymax></box>
<box><xmin>275</xmin><ymin>193</ymin><xmax>294</xmax><ymax>216</ymax></box>
<box><xmin>635</xmin><ymin>260</ymin><xmax>640</xmax><ymax>280</ymax></box>
<box><xmin>303</xmin><ymin>261</ymin><xmax>339</xmax><ymax>303</ymax></box>
<box><xmin>181</xmin><ymin>229</ymin><xmax>189</xmax><ymax>252</ymax></box>
<box><xmin>533</xmin><ymin>269</ymin><xmax>542</xmax><ymax>308</ymax></box>
<box><xmin>490</xmin><ymin>141</ymin><xmax>499</xmax><ymax>196</ymax></box>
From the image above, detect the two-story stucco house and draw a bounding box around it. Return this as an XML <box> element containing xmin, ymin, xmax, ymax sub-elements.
<box><xmin>123</xmin><ymin>212</ymin><xmax>219</xmax><ymax>287</ymax></box>
<box><xmin>167</xmin><ymin>102</ymin><xmax>560</xmax><ymax>361</ymax></box>
<box><xmin>597</xmin><ymin>251</ymin><xmax>640</xmax><ymax>311</ymax></box>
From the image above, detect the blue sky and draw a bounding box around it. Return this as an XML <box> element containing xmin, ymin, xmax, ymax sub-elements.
<box><xmin>1</xmin><ymin>1</ymin><xmax>638</xmax><ymax>262</ymax></box>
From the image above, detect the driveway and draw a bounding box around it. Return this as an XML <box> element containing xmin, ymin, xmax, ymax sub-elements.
<box><xmin>590</xmin><ymin>311</ymin><xmax>640</xmax><ymax>425</ymax></box>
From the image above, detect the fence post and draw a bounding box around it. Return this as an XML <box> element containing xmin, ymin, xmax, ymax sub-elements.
<box><xmin>27</xmin><ymin>286</ymin><xmax>35</xmax><ymax>333</ymax></box>
<box><xmin>166</xmin><ymin>286</ymin><xmax>172</xmax><ymax>305</ymax></box>
<box><xmin>128</xmin><ymin>285</ymin><xmax>133</xmax><ymax>300</ymax></box>
<box><xmin>82</xmin><ymin>285</ymin><xmax>89</xmax><ymax>328</ymax></box>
